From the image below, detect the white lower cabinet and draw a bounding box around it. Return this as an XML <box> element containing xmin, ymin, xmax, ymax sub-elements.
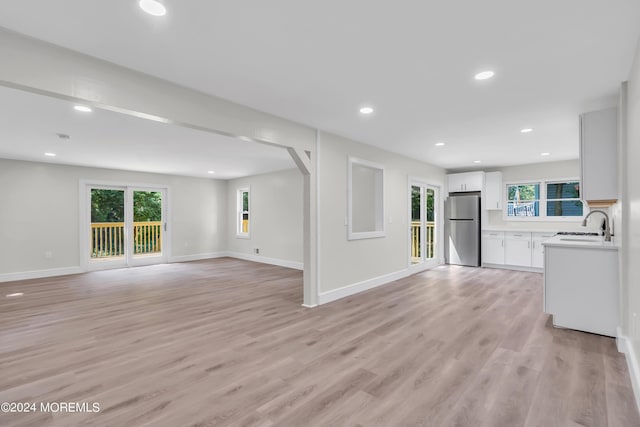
<box><xmin>545</xmin><ymin>244</ymin><xmax>618</xmax><ymax>337</ymax></box>
<box><xmin>504</xmin><ymin>232</ymin><xmax>532</xmax><ymax>267</ymax></box>
<box><xmin>531</xmin><ymin>232</ymin><xmax>556</xmax><ymax>268</ymax></box>
<box><xmin>482</xmin><ymin>230</ymin><xmax>556</xmax><ymax>270</ymax></box>
<box><xmin>482</xmin><ymin>231</ymin><xmax>505</xmax><ymax>265</ymax></box>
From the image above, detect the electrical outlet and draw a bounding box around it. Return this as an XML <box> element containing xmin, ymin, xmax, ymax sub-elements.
<box><xmin>44</xmin><ymin>251</ymin><xmax>53</xmax><ymax>259</ymax></box>
<box><xmin>254</xmin><ymin>248</ymin><xmax>260</xmax><ymax>254</ymax></box>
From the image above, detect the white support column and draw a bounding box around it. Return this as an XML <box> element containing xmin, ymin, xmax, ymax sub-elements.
<box><xmin>287</xmin><ymin>143</ymin><xmax>318</xmax><ymax>307</ymax></box>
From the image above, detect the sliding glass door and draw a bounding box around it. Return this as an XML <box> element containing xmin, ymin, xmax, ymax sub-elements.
<box><xmin>410</xmin><ymin>182</ymin><xmax>438</xmax><ymax>267</ymax></box>
<box><xmin>88</xmin><ymin>185</ymin><xmax>167</xmax><ymax>270</ymax></box>
<box><xmin>131</xmin><ymin>189</ymin><xmax>165</xmax><ymax>263</ymax></box>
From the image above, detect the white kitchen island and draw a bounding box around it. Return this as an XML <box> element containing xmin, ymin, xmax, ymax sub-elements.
<box><xmin>542</xmin><ymin>235</ymin><xmax>619</xmax><ymax>337</ymax></box>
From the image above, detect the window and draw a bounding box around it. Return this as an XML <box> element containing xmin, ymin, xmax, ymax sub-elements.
<box><xmin>507</xmin><ymin>183</ymin><xmax>540</xmax><ymax>217</ymax></box>
<box><xmin>504</xmin><ymin>179</ymin><xmax>584</xmax><ymax>220</ymax></box>
<box><xmin>546</xmin><ymin>181</ymin><xmax>583</xmax><ymax>217</ymax></box>
<box><xmin>237</xmin><ymin>188</ymin><xmax>250</xmax><ymax>237</ymax></box>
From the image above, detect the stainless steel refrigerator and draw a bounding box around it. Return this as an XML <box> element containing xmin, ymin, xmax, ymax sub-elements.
<box><xmin>445</xmin><ymin>194</ymin><xmax>480</xmax><ymax>267</ymax></box>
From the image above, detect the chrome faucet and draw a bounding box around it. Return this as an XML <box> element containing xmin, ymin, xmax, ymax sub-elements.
<box><xmin>582</xmin><ymin>210</ymin><xmax>611</xmax><ymax>242</ymax></box>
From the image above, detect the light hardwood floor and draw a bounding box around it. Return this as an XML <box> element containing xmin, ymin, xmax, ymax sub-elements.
<box><xmin>1</xmin><ymin>259</ymin><xmax>638</xmax><ymax>426</ymax></box>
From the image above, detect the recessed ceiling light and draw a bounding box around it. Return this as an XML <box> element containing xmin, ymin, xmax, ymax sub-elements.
<box><xmin>473</xmin><ymin>160</ymin><xmax>482</xmax><ymax>163</ymax></box>
<box><xmin>474</xmin><ymin>70</ymin><xmax>495</xmax><ymax>80</ymax></box>
<box><xmin>207</xmin><ymin>171</ymin><xmax>215</xmax><ymax>174</ymax></box>
<box><xmin>73</xmin><ymin>105</ymin><xmax>92</xmax><ymax>113</ymax></box>
<box><xmin>6</xmin><ymin>292</ymin><xmax>24</xmax><ymax>298</ymax></box>
<box><xmin>541</xmin><ymin>152</ymin><xmax>551</xmax><ymax>156</ymax></box>
<box><xmin>359</xmin><ymin>106</ymin><xmax>374</xmax><ymax>115</ymax></box>
<box><xmin>139</xmin><ymin>0</ymin><xmax>167</xmax><ymax>16</ymax></box>
<box><xmin>44</xmin><ymin>152</ymin><xmax>57</xmax><ymax>157</ymax></box>
<box><xmin>435</xmin><ymin>142</ymin><xmax>446</xmax><ymax>147</ymax></box>
<box><xmin>521</xmin><ymin>128</ymin><xmax>534</xmax><ymax>133</ymax></box>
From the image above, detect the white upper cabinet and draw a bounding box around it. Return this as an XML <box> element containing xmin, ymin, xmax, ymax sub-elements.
<box><xmin>447</xmin><ymin>171</ymin><xmax>484</xmax><ymax>193</ymax></box>
<box><xmin>580</xmin><ymin>108</ymin><xmax>618</xmax><ymax>205</ymax></box>
<box><xmin>484</xmin><ymin>171</ymin><xmax>503</xmax><ymax>210</ymax></box>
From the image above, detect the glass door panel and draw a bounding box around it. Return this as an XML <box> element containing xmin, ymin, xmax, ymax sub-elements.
<box><xmin>132</xmin><ymin>190</ymin><xmax>164</xmax><ymax>260</ymax></box>
<box><xmin>87</xmin><ymin>185</ymin><xmax>167</xmax><ymax>270</ymax></box>
<box><xmin>410</xmin><ymin>183</ymin><xmax>438</xmax><ymax>266</ymax></box>
<box><xmin>411</xmin><ymin>185</ymin><xmax>423</xmax><ymax>265</ymax></box>
<box><xmin>90</xmin><ymin>188</ymin><xmax>126</xmax><ymax>266</ymax></box>
<box><xmin>426</xmin><ymin>187</ymin><xmax>436</xmax><ymax>260</ymax></box>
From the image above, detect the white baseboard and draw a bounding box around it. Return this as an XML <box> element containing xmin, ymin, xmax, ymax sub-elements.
<box><xmin>225</xmin><ymin>251</ymin><xmax>303</xmax><ymax>270</ymax></box>
<box><xmin>482</xmin><ymin>263</ymin><xmax>544</xmax><ymax>273</ymax></box>
<box><xmin>318</xmin><ymin>267</ymin><xmax>420</xmax><ymax>305</ymax></box>
<box><xmin>0</xmin><ymin>251</ymin><xmax>301</xmax><ymax>282</ymax></box>
<box><xmin>617</xmin><ymin>326</ymin><xmax>626</xmax><ymax>353</ymax></box>
<box><xmin>616</xmin><ymin>330</ymin><xmax>640</xmax><ymax>413</ymax></box>
<box><xmin>0</xmin><ymin>266</ymin><xmax>83</xmax><ymax>283</ymax></box>
<box><xmin>168</xmin><ymin>252</ymin><xmax>227</xmax><ymax>263</ymax></box>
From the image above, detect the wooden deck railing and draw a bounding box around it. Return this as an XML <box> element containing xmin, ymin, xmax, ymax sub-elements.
<box><xmin>91</xmin><ymin>221</ymin><xmax>162</xmax><ymax>258</ymax></box>
<box><xmin>508</xmin><ymin>202</ymin><xmax>536</xmax><ymax>216</ymax></box>
<box><xmin>411</xmin><ymin>221</ymin><xmax>435</xmax><ymax>260</ymax></box>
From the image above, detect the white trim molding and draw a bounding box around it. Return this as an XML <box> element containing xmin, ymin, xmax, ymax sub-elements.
<box><xmin>168</xmin><ymin>252</ymin><xmax>227</xmax><ymax>263</ymax></box>
<box><xmin>616</xmin><ymin>328</ymin><xmax>640</xmax><ymax>413</ymax></box>
<box><xmin>482</xmin><ymin>263</ymin><xmax>544</xmax><ymax>273</ymax></box>
<box><xmin>0</xmin><ymin>251</ymin><xmax>302</xmax><ymax>283</ymax></box>
<box><xmin>226</xmin><ymin>251</ymin><xmax>303</xmax><ymax>270</ymax></box>
<box><xmin>347</xmin><ymin>156</ymin><xmax>385</xmax><ymax>240</ymax></box>
<box><xmin>0</xmin><ymin>266</ymin><xmax>83</xmax><ymax>283</ymax></box>
<box><xmin>318</xmin><ymin>263</ymin><xmax>444</xmax><ymax>305</ymax></box>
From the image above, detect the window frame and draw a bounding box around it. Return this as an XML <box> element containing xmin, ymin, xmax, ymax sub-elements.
<box><xmin>545</xmin><ymin>180</ymin><xmax>584</xmax><ymax>218</ymax></box>
<box><xmin>505</xmin><ymin>182</ymin><xmax>541</xmax><ymax>218</ymax></box>
<box><xmin>236</xmin><ymin>187</ymin><xmax>251</xmax><ymax>239</ymax></box>
<box><xmin>503</xmin><ymin>177</ymin><xmax>587</xmax><ymax>222</ymax></box>
<box><xmin>347</xmin><ymin>156</ymin><xmax>386</xmax><ymax>240</ymax></box>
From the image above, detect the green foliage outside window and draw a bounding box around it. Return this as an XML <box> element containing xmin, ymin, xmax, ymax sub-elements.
<box><xmin>91</xmin><ymin>189</ymin><xmax>162</xmax><ymax>222</ymax></box>
<box><xmin>411</xmin><ymin>187</ymin><xmax>434</xmax><ymax>222</ymax></box>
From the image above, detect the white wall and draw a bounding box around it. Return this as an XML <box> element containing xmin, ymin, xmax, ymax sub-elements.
<box><xmin>317</xmin><ymin>131</ymin><xmax>446</xmax><ymax>297</ymax></box>
<box><xmin>624</xmin><ymin>39</ymin><xmax>640</xmax><ymax>349</ymax></box>
<box><xmin>483</xmin><ymin>160</ymin><xmax>601</xmax><ymax>232</ymax></box>
<box><xmin>0</xmin><ymin>159</ymin><xmax>227</xmax><ymax>278</ymax></box>
<box><xmin>226</xmin><ymin>168</ymin><xmax>303</xmax><ymax>268</ymax></box>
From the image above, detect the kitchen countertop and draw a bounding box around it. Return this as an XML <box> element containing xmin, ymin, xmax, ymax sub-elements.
<box><xmin>482</xmin><ymin>227</ymin><xmax>560</xmax><ymax>234</ymax></box>
<box><xmin>541</xmin><ymin>235</ymin><xmax>619</xmax><ymax>250</ymax></box>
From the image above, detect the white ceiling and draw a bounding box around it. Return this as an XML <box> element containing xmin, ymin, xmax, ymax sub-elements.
<box><xmin>0</xmin><ymin>85</ymin><xmax>294</xmax><ymax>179</ymax></box>
<box><xmin>0</xmin><ymin>1</ymin><xmax>639</xmax><ymax>170</ymax></box>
